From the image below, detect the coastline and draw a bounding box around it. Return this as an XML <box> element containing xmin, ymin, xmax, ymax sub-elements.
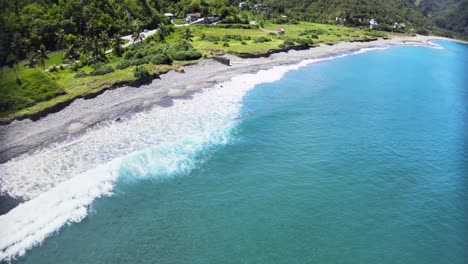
<box><xmin>0</xmin><ymin>35</ymin><xmax>461</xmax><ymax>260</ymax></box>
<box><xmin>0</xmin><ymin>35</ymin><xmax>448</xmax><ymax>166</ymax></box>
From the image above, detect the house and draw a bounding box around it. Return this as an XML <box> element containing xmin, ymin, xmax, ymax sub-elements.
<box><xmin>186</xmin><ymin>12</ymin><xmax>202</xmax><ymax>23</ymax></box>
<box><xmin>394</xmin><ymin>22</ymin><xmax>406</xmax><ymax>29</ymax></box>
<box><xmin>254</xmin><ymin>4</ymin><xmax>266</xmax><ymax>10</ymax></box>
<box><xmin>164</xmin><ymin>13</ymin><xmax>174</xmax><ymax>20</ymax></box>
<box><xmin>335</xmin><ymin>17</ymin><xmax>346</xmax><ymax>23</ymax></box>
<box><xmin>253</xmin><ymin>4</ymin><xmax>271</xmax><ymax>12</ymax></box>
<box><xmin>369</xmin><ymin>19</ymin><xmax>378</xmax><ymax>29</ymax></box>
<box><xmin>277</xmin><ymin>28</ymin><xmax>285</xmax><ymax>34</ymax></box>
<box><xmin>239</xmin><ymin>2</ymin><xmax>248</xmax><ymax>8</ymax></box>
<box><xmin>204</xmin><ymin>14</ymin><xmax>220</xmax><ymax>24</ymax></box>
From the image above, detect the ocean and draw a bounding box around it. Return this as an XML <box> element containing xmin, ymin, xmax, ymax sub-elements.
<box><xmin>1</xmin><ymin>40</ymin><xmax>467</xmax><ymax>263</ymax></box>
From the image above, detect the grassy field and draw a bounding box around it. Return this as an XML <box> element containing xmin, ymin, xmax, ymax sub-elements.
<box><xmin>0</xmin><ymin>22</ymin><xmax>387</xmax><ymax>121</ymax></box>
<box><xmin>0</xmin><ymin>56</ymin><xmax>186</xmax><ymax>120</ymax></box>
<box><xmin>183</xmin><ymin>22</ymin><xmax>384</xmax><ymax>55</ymax></box>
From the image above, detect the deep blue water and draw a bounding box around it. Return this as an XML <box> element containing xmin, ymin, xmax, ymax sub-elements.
<box><xmin>14</xmin><ymin>41</ymin><xmax>468</xmax><ymax>263</ymax></box>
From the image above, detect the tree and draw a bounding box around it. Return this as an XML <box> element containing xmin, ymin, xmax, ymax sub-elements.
<box><xmin>113</xmin><ymin>33</ymin><xmax>124</xmax><ymax>57</ymax></box>
<box><xmin>26</xmin><ymin>50</ymin><xmax>37</xmax><ymax>67</ymax></box>
<box><xmin>36</xmin><ymin>44</ymin><xmax>48</xmax><ymax>69</ymax></box>
<box><xmin>55</xmin><ymin>28</ymin><xmax>66</xmax><ymax>57</ymax></box>
<box><xmin>182</xmin><ymin>28</ymin><xmax>193</xmax><ymax>49</ymax></box>
<box><xmin>64</xmin><ymin>34</ymin><xmax>79</xmax><ymax>62</ymax></box>
<box><xmin>157</xmin><ymin>23</ymin><xmax>173</xmax><ymax>43</ymax></box>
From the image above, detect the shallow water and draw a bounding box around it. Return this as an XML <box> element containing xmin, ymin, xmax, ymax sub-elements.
<box><xmin>2</xmin><ymin>41</ymin><xmax>467</xmax><ymax>263</ymax></box>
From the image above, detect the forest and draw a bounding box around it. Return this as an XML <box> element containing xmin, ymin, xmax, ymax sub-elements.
<box><xmin>1</xmin><ymin>0</ymin><xmax>467</xmax><ymax>68</ymax></box>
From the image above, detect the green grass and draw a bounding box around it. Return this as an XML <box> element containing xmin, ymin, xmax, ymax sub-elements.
<box><xmin>181</xmin><ymin>22</ymin><xmax>385</xmax><ymax>56</ymax></box>
<box><xmin>45</xmin><ymin>51</ymin><xmax>65</xmax><ymax>68</ymax></box>
<box><xmin>0</xmin><ymin>67</ymin><xmax>64</xmax><ymax>117</ymax></box>
<box><xmin>173</xmin><ymin>18</ymin><xmax>186</xmax><ymax>25</ymax></box>
<box><xmin>264</xmin><ymin>22</ymin><xmax>380</xmax><ymax>42</ymax></box>
<box><xmin>0</xmin><ymin>22</ymin><xmax>387</xmax><ymax>121</ymax></box>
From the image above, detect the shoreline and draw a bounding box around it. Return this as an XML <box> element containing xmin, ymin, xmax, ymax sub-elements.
<box><xmin>0</xmin><ymin>35</ymin><xmax>449</xmax><ymax>166</ymax></box>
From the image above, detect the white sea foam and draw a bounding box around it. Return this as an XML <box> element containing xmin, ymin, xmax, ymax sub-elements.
<box><xmin>0</xmin><ymin>47</ymin><xmax>387</xmax><ymax>262</ymax></box>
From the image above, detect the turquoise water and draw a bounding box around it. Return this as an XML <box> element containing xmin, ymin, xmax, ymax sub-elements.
<box><xmin>13</xmin><ymin>41</ymin><xmax>468</xmax><ymax>263</ymax></box>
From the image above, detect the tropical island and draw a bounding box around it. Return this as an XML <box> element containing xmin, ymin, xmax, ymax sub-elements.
<box><xmin>1</xmin><ymin>0</ymin><xmax>467</xmax><ymax>125</ymax></box>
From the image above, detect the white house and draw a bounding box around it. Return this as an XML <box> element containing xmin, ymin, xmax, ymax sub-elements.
<box><xmin>394</xmin><ymin>22</ymin><xmax>406</xmax><ymax>29</ymax></box>
<box><xmin>164</xmin><ymin>13</ymin><xmax>174</xmax><ymax>20</ymax></box>
<box><xmin>369</xmin><ymin>19</ymin><xmax>378</xmax><ymax>29</ymax></box>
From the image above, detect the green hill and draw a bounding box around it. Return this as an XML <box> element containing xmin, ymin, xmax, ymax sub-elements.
<box><xmin>414</xmin><ymin>0</ymin><xmax>468</xmax><ymax>35</ymax></box>
<box><xmin>264</xmin><ymin>0</ymin><xmax>433</xmax><ymax>29</ymax></box>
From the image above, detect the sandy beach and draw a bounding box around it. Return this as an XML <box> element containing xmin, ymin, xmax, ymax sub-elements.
<box><xmin>0</xmin><ymin>35</ymin><xmax>454</xmax><ymax>165</ymax></box>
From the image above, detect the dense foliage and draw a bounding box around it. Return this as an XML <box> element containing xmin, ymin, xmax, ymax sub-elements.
<box><xmin>1</xmin><ymin>0</ymin><xmax>467</xmax><ymax>69</ymax></box>
<box><xmin>414</xmin><ymin>0</ymin><xmax>468</xmax><ymax>35</ymax></box>
<box><xmin>0</xmin><ymin>0</ymin><xmax>240</xmax><ymax>68</ymax></box>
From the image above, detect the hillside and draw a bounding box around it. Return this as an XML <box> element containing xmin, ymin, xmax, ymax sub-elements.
<box><xmin>414</xmin><ymin>0</ymin><xmax>468</xmax><ymax>35</ymax></box>
<box><xmin>263</xmin><ymin>0</ymin><xmax>433</xmax><ymax>29</ymax></box>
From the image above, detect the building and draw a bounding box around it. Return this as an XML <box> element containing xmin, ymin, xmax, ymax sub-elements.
<box><xmin>186</xmin><ymin>12</ymin><xmax>202</xmax><ymax>23</ymax></box>
<box><xmin>239</xmin><ymin>2</ymin><xmax>248</xmax><ymax>9</ymax></box>
<box><xmin>164</xmin><ymin>13</ymin><xmax>174</xmax><ymax>20</ymax></box>
<box><xmin>204</xmin><ymin>14</ymin><xmax>220</xmax><ymax>24</ymax></box>
<box><xmin>394</xmin><ymin>22</ymin><xmax>406</xmax><ymax>29</ymax></box>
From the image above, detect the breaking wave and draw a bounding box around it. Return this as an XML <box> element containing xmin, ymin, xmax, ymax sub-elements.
<box><xmin>0</xmin><ymin>46</ymin><xmax>390</xmax><ymax>262</ymax></box>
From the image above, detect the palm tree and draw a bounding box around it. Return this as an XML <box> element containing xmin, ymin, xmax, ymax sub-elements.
<box><xmin>182</xmin><ymin>28</ymin><xmax>193</xmax><ymax>49</ymax></box>
<box><xmin>26</xmin><ymin>50</ymin><xmax>37</xmax><ymax>67</ymax></box>
<box><xmin>9</xmin><ymin>32</ymin><xmax>24</xmax><ymax>72</ymax></box>
<box><xmin>113</xmin><ymin>32</ymin><xmax>124</xmax><ymax>57</ymax></box>
<box><xmin>36</xmin><ymin>44</ymin><xmax>48</xmax><ymax>69</ymax></box>
<box><xmin>55</xmin><ymin>28</ymin><xmax>65</xmax><ymax>57</ymax></box>
<box><xmin>157</xmin><ymin>23</ymin><xmax>173</xmax><ymax>43</ymax></box>
<box><xmin>99</xmin><ymin>31</ymin><xmax>111</xmax><ymax>56</ymax></box>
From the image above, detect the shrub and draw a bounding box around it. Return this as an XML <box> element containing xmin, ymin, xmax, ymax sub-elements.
<box><xmin>49</xmin><ymin>66</ymin><xmax>58</xmax><ymax>72</ymax></box>
<box><xmin>253</xmin><ymin>36</ymin><xmax>272</xmax><ymax>43</ymax></box>
<box><xmin>79</xmin><ymin>55</ymin><xmax>88</xmax><ymax>66</ymax></box>
<box><xmin>290</xmin><ymin>19</ymin><xmax>299</xmax><ymax>24</ymax></box>
<box><xmin>223</xmin><ymin>42</ymin><xmax>229</xmax><ymax>47</ymax></box>
<box><xmin>133</xmin><ymin>66</ymin><xmax>149</xmax><ymax>78</ymax></box>
<box><xmin>169</xmin><ymin>50</ymin><xmax>202</xmax><ymax>60</ymax></box>
<box><xmin>90</xmin><ymin>65</ymin><xmax>114</xmax><ymax>76</ymax></box>
<box><xmin>202</xmin><ymin>35</ymin><xmax>220</xmax><ymax>42</ymax></box>
<box><xmin>74</xmin><ymin>71</ymin><xmax>88</xmax><ymax>78</ymax></box>
<box><xmin>243</xmin><ymin>36</ymin><xmax>251</xmax><ymax>40</ymax></box>
<box><xmin>311</xmin><ymin>34</ymin><xmax>319</xmax><ymax>39</ymax></box>
<box><xmin>135</xmin><ymin>51</ymin><xmax>145</xmax><ymax>59</ymax></box>
<box><xmin>150</xmin><ymin>53</ymin><xmax>173</xmax><ymax>65</ymax></box>
<box><xmin>123</xmin><ymin>50</ymin><xmax>135</xmax><ymax>60</ymax></box>
<box><xmin>416</xmin><ymin>28</ymin><xmax>430</xmax><ymax>36</ymax></box>
<box><xmin>241</xmin><ymin>41</ymin><xmax>247</xmax><ymax>45</ymax></box>
<box><xmin>116</xmin><ymin>60</ymin><xmax>132</xmax><ymax>69</ymax></box>
<box><xmin>70</xmin><ymin>63</ymin><xmax>79</xmax><ymax>72</ymax></box>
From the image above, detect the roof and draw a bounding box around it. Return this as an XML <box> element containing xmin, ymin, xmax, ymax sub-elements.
<box><xmin>164</xmin><ymin>13</ymin><xmax>174</xmax><ymax>16</ymax></box>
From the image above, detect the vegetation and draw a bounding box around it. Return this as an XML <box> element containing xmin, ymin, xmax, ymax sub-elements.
<box><xmin>414</xmin><ymin>0</ymin><xmax>468</xmax><ymax>36</ymax></box>
<box><xmin>0</xmin><ymin>0</ymin><xmax>466</xmax><ymax>121</ymax></box>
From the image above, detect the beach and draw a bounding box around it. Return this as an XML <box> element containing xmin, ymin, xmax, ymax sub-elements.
<box><xmin>0</xmin><ymin>35</ymin><xmax>447</xmax><ymax>165</ymax></box>
<box><xmin>1</xmin><ymin>35</ymin><xmax>467</xmax><ymax>263</ymax></box>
